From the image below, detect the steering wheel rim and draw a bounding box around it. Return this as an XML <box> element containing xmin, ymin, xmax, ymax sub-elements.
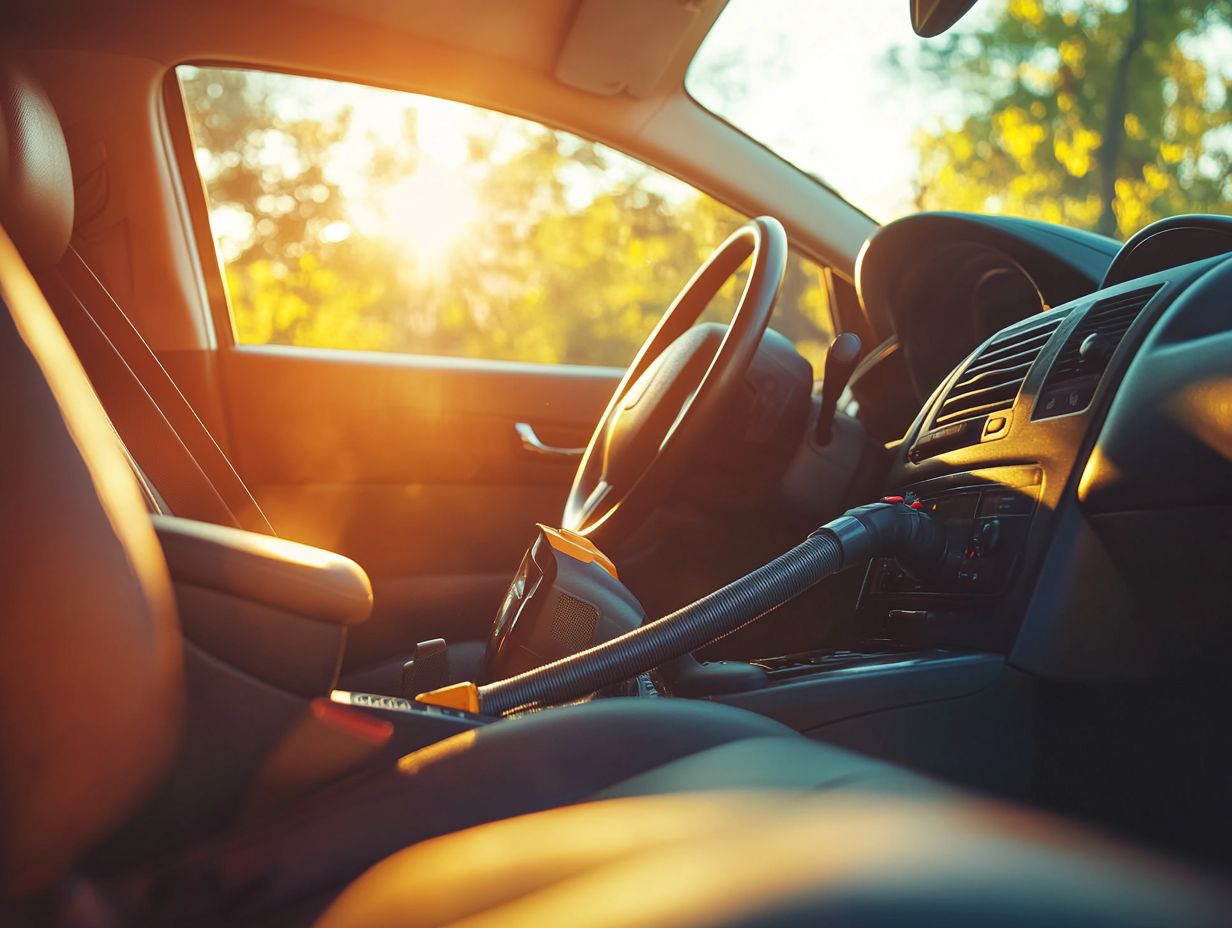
<box><xmin>562</xmin><ymin>216</ymin><xmax>788</xmax><ymax>545</ymax></box>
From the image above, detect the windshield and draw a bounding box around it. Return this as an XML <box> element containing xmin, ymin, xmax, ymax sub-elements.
<box><xmin>688</xmin><ymin>0</ymin><xmax>1231</xmax><ymax>239</ymax></box>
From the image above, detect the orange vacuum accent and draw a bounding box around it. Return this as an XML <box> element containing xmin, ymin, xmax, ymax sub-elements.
<box><xmin>416</xmin><ymin>682</ymin><xmax>481</xmax><ymax>713</ymax></box>
<box><xmin>537</xmin><ymin>524</ymin><xmax>618</xmax><ymax>578</ymax></box>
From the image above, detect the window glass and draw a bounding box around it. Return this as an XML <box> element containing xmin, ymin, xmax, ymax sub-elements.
<box><xmin>689</xmin><ymin>0</ymin><xmax>1231</xmax><ymax>238</ymax></box>
<box><xmin>178</xmin><ymin>67</ymin><xmax>833</xmax><ymax>372</ymax></box>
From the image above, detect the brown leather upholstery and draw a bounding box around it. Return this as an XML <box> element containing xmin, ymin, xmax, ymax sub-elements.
<box><xmin>0</xmin><ymin>225</ymin><xmax>182</xmax><ymax>901</ymax></box>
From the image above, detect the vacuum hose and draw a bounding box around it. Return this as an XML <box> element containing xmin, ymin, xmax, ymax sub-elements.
<box><xmin>476</xmin><ymin>500</ymin><xmax>947</xmax><ymax>716</ymax></box>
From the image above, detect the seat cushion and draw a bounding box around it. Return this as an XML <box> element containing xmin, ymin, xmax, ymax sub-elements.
<box><xmin>317</xmin><ymin>791</ymin><xmax>1232</xmax><ymax>928</ymax></box>
<box><xmin>115</xmin><ymin>699</ymin><xmax>934</xmax><ymax>925</ymax></box>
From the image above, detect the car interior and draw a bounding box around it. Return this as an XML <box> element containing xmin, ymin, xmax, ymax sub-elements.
<box><xmin>3</xmin><ymin>0</ymin><xmax>1232</xmax><ymax>925</ymax></box>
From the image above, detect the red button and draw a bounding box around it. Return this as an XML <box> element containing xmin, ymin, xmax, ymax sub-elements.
<box><xmin>910</xmin><ymin>501</ymin><xmax>923</xmax><ymax>509</ymax></box>
<box><xmin>881</xmin><ymin>496</ymin><xmax>905</xmax><ymax>504</ymax></box>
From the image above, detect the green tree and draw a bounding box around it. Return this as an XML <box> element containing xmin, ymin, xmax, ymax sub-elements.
<box><xmin>910</xmin><ymin>0</ymin><xmax>1231</xmax><ymax>238</ymax></box>
<box><xmin>179</xmin><ymin>67</ymin><xmax>833</xmax><ymax>374</ymax></box>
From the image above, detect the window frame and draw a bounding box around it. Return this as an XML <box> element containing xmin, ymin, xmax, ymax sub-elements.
<box><xmin>164</xmin><ymin>66</ymin><xmax>240</xmax><ymax>351</ymax></box>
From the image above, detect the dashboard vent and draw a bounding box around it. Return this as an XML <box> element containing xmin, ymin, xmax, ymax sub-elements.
<box><xmin>932</xmin><ymin>315</ymin><xmax>1063</xmax><ymax>428</ymax></box>
<box><xmin>1034</xmin><ymin>284</ymin><xmax>1160</xmax><ymax>419</ymax></box>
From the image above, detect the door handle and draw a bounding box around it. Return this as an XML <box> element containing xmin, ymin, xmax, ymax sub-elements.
<box><xmin>515</xmin><ymin>422</ymin><xmax>585</xmax><ymax>459</ymax></box>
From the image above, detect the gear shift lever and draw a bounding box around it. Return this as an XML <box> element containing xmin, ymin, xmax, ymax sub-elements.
<box><xmin>401</xmin><ymin>639</ymin><xmax>449</xmax><ymax>698</ymax></box>
<box><xmin>814</xmin><ymin>332</ymin><xmax>862</xmax><ymax>445</ymax></box>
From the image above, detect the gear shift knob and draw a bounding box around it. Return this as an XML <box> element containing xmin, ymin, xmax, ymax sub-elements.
<box><xmin>401</xmin><ymin>638</ymin><xmax>449</xmax><ymax>698</ymax></box>
<box><xmin>814</xmin><ymin>332</ymin><xmax>862</xmax><ymax>445</ymax></box>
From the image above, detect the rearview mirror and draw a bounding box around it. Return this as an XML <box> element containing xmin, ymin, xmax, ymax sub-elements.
<box><xmin>910</xmin><ymin>0</ymin><xmax>979</xmax><ymax>37</ymax></box>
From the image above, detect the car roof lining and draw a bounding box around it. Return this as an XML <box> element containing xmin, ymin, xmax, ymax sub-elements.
<box><xmin>11</xmin><ymin>0</ymin><xmax>723</xmax><ymax>98</ymax></box>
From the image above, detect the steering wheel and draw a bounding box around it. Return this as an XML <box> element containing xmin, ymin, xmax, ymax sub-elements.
<box><xmin>562</xmin><ymin>216</ymin><xmax>788</xmax><ymax>545</ymax></box>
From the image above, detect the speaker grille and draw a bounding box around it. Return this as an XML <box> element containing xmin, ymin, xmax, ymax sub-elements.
<box><xmin>549</xmin><ymin>593</ymin><xmax>600</xmax><ymax>651</ymax></box>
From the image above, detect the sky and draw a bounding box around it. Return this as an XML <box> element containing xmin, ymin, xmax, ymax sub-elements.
<box><xmin>687</xmin><ymin>0</ymin><xmax>995</xmax><ymax>220</ymax></box>
<box><xmin>688</xmin><ymin>0</ymin><xmax>1232</xmax><ymax>222</ymax></box>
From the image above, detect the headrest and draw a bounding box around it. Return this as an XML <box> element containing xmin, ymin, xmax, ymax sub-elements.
<box><xmin>0</xmin><ymin>63</ymin><xmax>73</xmax><ymax>269</ymax></box>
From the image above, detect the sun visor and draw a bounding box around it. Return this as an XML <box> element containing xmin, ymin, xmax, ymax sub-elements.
<box><xmin>555</xmin><ymin>0</ymin><xmax>717</xmax><ymax>97</ymax></box>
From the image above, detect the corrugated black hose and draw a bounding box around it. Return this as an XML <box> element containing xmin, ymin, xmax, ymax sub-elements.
<box><xmin>477</xmin><ymin>501</ymin><xmax>947</xmax><ymax>716</ymax></box>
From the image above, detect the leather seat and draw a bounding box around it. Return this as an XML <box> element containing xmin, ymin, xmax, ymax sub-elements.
<box><xmin>1</xmin><ymin>61</ymin><xmax>1229</xmax><ymax>928</ymax></box>
<box><xmin>318</xmin><ymin>792</ymin><xmax>1232</xmax><ymax>928</ymax></box>
<box><xmin>0</xmin><ymin>207</ymin><xmax>184</xmax><ymax>909</ymax></box>
<box><xmin>115</xmin><ymin>700</ymin><xmax>942</xmax><ymax>925</ymax></box>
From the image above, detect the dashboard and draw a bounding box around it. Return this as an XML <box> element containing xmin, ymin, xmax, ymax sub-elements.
<box><xmin>848</xmin><ymin>212</ymin><xmax>1232</xmax><ymax>681</ymax></box>
<box><xmin>855</xmin><ymin>212</ymin><xmax>1118</xmax><ymax>406</ymax></box>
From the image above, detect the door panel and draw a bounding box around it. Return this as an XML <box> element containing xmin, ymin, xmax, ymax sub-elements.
<box><xmin>219</xmin><ymin>344</ymin><xmax>618</xmax><ymax>669</ymax></box>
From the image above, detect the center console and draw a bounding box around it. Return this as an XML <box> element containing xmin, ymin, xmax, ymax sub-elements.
<box><xmin>858</xmin><ymin>465</ymin><xmax>1042</xmax><ymax>652</ymax></box>
<box><xmin>687</xmin><ymin>462</ymin><xmax>1047</xmax><ymax>799</ymax></box>
<box><xmin>703</xmin><ymin>266</ymin><xmax>1198</xmax><ymax>782</ymax></box>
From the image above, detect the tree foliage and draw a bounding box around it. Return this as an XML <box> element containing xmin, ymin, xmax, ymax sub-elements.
<box><xmin>180</xmin><ymin>68</ymin><xmax>833</xmax><ymax>373</ymax></box>
<box><xmin>911</xmin><ymin>0</ymin><xmax>1231</xmax><ymax>237</ymax></box>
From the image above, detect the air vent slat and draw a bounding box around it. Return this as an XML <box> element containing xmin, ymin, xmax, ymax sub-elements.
<box><xmin>927</xmin><ymin>314</ymin><xmax>1063</xmax><ymax>429</ymax></box>
<box><xmin>1040</xmin><ymin>285</ymin><xmax>1159</xmax><ymax>390</ymax></box>
<box><xmin>973</xmin><ymin>328</ymin><xmax>1055</xmax><ymax>363</ymax></box>
<box><xmin>1033</xmin><ymin>285</ymin><xmax>1160</xmax><ymax>420</ymax></box>
<box><xmin>935</xmin><ymin>397</ymin><xmax>1021</xmax><ymax>427</ymax></box>
<box><xmin>951</xmin><ymin>360</ymin><xmax>1034</xmax><ymax>393</ymax></box>
<box><xmin>960</xmin><ymin>343</ymin><xmax>1049</xmax><ymax>379</ymax></box>
<box><xmin>942</xmin><ymin>377</ymin><xmax>1023</xmax><ymax>405</ymax></box>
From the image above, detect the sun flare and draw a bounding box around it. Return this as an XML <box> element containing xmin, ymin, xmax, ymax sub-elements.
<box><xmin>378</xmin><ymin>163</ymin><xmax>480</xmax><ymax>265</ymax></box>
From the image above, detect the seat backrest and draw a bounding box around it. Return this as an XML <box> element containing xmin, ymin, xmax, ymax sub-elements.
<box><xmin>0</xmin><ymin>59</ymin><xmax>274</xmax><ymax>536</ymax></box>
<box><xmin>0</xmin><ymin>216</ymin><xmax>183</xmax><ymax>901</ymax></box>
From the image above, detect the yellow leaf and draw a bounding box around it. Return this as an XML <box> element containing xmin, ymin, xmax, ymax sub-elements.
<box><xmin>1009</xmin><ymin>0</ymin><xmax>1045</xmax><ymax>26</ymax></box>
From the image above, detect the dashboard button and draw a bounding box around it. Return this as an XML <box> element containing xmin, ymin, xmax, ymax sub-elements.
<box><xmin>1037</xmin><ymin>378</ymin><xmax>1096</xmax><ymax>418</ymax></box>
<box><xmin>982</xmin><ymin>414</ymin><xmax>1009</xmax><ymax>439</ymax></box>
<box><xmin>978</xmin><ymin>518</ymin><xmax>1001</xmax><ymax>554</ymax></box>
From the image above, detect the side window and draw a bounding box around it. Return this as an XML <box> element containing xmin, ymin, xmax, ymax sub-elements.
<box><xmin>177</xmin><ymin>67</ymin><xmax>833</xmax><ymax>372</ymax></box>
